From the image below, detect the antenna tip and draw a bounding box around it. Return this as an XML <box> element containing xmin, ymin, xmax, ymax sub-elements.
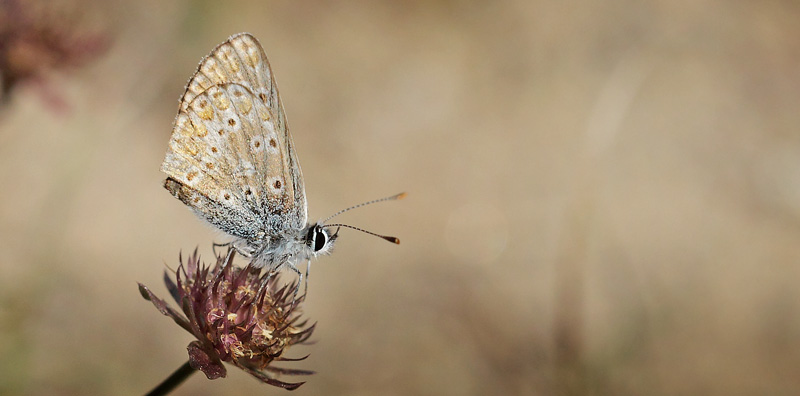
<box><xmin>395</xmin><ymin>192</ymin><xmax>407</xmax><ymax>200</ymax></box>
<box><xmin>383</xmin><ymin>236</ymin><xmax>400</xmax><ymax>244</ymax></box>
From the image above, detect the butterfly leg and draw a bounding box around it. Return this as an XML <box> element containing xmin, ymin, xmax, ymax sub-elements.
<box><xmin>303</xmin><ymin>260</ymin><xmax>311</xmax><ymax>298</ymax></box>
<box><xmin>212</xmin><ymin>241</ymin><xmax>232</xmax><ymax>257</ymax></box>
<box><xmin>256</xmin><ymin>270</ymin><xmax>275</xmax><ymax>303</ymax></box>
<box><xmin>223</xmin><ymin>246</ymin><xmax>236</xmax><ymax>269</ymax></box>
<box><xmin>289</xmin><ymin>263</ymin><xmax>303</xmax><ymax>306</ymax></box>
<box><xmin>211</xmin><ymin>247</ymin><xmax>236</xmax><ymax>284</ymax></box>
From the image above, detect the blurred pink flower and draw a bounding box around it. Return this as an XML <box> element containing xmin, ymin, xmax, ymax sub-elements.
<box><xmin>0</xmin><ymin>0</ymin><xmax>110</xmax><ymax>107</ymax></box>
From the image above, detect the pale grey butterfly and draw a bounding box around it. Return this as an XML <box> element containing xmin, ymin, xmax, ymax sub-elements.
<box><xmin>160</xmin><ymin>33</ymin><xmax>403</xmax><ymax>290</ymax></box>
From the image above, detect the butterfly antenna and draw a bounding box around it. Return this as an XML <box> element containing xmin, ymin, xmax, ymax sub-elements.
<box><xmin>322</xmin><ymin>192</ymin><xmax>406</xmax><ymax>223</ymax></box>
<box><xmin>324</xmin><ymin>223</ymin><xmax>400</xmax><ymax>244</ymax></box>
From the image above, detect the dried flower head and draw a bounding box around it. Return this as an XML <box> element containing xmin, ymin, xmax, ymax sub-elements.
<box><xmin>139</xmin><ymin>249</ymin><xmax>315</xmax><ymax>390</ymax></box>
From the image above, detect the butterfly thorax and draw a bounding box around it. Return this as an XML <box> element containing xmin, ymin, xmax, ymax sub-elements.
<box><xmin>234</xmin><ymin>221</ymin><xmax>336</xmax><ymax>271</ymax></box>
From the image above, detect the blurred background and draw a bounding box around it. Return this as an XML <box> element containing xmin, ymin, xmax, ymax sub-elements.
<box><xmin>2</xmin><ymin>0</ymin><xmax>800</xmax><ymax>394</ymax></box>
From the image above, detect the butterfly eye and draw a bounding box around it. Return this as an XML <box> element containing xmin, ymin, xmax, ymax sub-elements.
<box><xmin>313</xmin><ymin>228</ymin><xmax>327</xmax><ymax>252</ymax></box>
<box><xmin>306</xmin><ymin>226</ymin><xmax>328</xmax><ymax>252</ymax></box>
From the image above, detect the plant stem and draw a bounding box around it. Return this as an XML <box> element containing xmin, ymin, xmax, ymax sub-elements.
<box><xmin>146</xmin><ymin>360</ymin><xmax>196</xmax><ymax>396</ymax></box>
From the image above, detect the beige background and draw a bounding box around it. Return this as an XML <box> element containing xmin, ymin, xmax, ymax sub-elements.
<box><xmin>2</xmin><ymin>1</ymin><xmax>800</xmax><ymax>395</ymax></box>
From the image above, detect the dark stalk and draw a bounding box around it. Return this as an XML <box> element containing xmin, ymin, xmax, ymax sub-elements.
<box><xmin>146</xmin><ymin>360</ymin><xmax>196</xmax><ymax>396</ymax></box>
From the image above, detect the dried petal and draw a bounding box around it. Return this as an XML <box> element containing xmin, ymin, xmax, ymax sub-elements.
<box><xmin>188</xmin><ymin>341</ymin><xmax>226</xmax><ymax>380</ymax></box>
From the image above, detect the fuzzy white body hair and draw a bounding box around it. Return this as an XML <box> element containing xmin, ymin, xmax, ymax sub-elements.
<box><xmin>232</xmin><ymin>222</ymin><xmax>335</xmax><ymax>272</ymax></box>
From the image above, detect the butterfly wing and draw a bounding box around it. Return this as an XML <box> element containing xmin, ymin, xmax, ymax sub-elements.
<box><xmin>161</xmin><ymin>33</ymin><xmax>307</xmax><ymax>239</ymax></box>
<box><xmin>182</xmin><ymin>34</ymin><xmax>285</xmax><ymax>128</ymax></box>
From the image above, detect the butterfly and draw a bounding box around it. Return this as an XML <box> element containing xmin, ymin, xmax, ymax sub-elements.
<box><xmin>160</xmin><ymin>33</ymin><xmax>403</xmax><ymax>285</ymax></box>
